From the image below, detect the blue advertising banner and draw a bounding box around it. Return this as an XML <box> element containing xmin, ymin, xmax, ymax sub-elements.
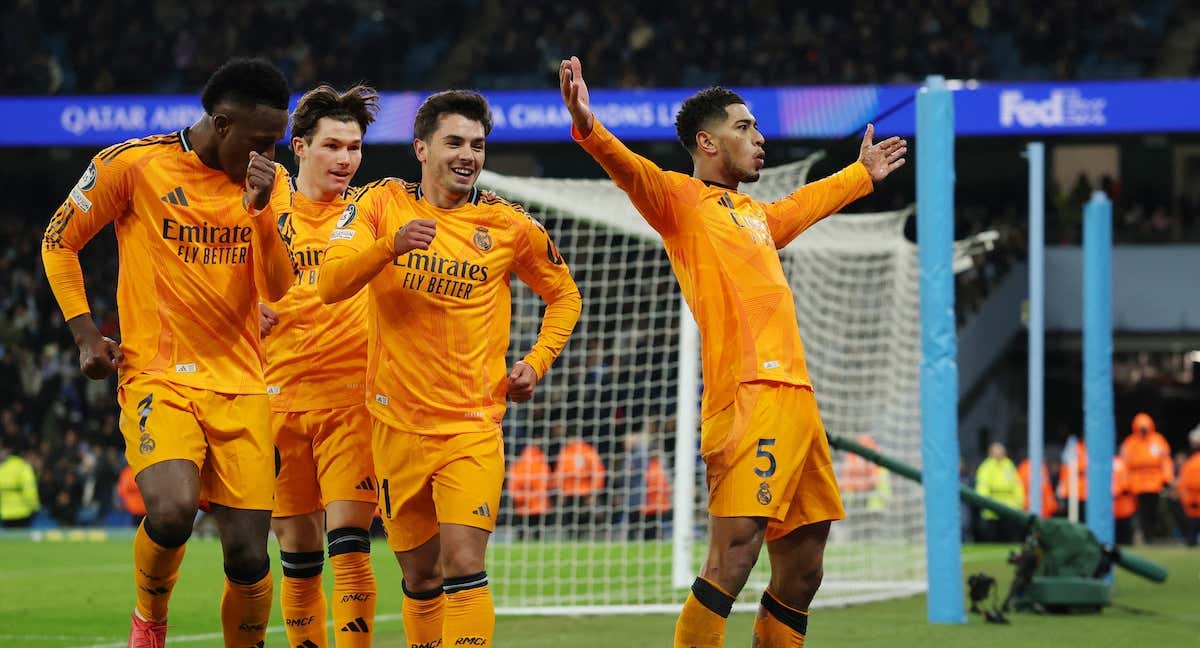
<box><xmin>1</xmin><ymin>79</ymin><xmax>1197</xmax><ymax>146</ymax></box>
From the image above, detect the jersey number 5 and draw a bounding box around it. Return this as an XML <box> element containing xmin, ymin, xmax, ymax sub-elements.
<box><xmin>754</xmin><ymin>438</ymin><xmax>777</xmax><ymax>478</ymax></box>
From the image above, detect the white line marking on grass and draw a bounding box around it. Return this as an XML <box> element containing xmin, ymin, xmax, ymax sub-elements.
<box><xmin>70</xmin><ymin>613</ymin><xmax>405</xmax><ymax>648</ymax></box>
<box><xmin>0</xmin><ymin>635</ymin><xmax>116</xmax><ymax>642</ymax></box>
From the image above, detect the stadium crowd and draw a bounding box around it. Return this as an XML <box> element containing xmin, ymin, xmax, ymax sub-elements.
<box><xmin>0</xmin><ymin>0</ymin><xmax>1184</xmax><ymax>94</ymax></box>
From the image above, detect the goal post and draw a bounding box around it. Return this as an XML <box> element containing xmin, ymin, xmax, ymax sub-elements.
<box><xmin>478</xmin><ymin>152</ymin><xmax>926</xmax><ymax>614</ymax></box>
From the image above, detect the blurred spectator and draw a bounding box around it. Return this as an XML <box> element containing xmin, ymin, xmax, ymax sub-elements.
<box><xmin>1057</xmin><ymin>437</ymin><xmax>1088</xmax><ymax>522</ymax></box>
<box><xmin>1119</xmin><ymin>412</ymin><xmax>1174</xmax><ymax>542</ymax></box>
<box><xmin>1177</xmin><ymin>426</ymin><xmax>1200</xmax><ymax>546</ymax></box>
<box><xmin>0</xmin><ymin>441</ymin><xmax>40</xmax><ymax>527</ymax></box>
<box><xmin>508</xmin><ymin>440</ymin><xmax>551</xmax><ymax>540</ymax></box>
<box><xmin>1018</xmin><ymin>456</ymin><xmax>1058</xmax><ymax>519</ymax></box>
<box><xmin>554</xmin><ymin>428</ymin><xmax>605</xmax><ymax>540</ymax></box>
<box><xmin>975</xmin><ymin>442</ymin><xmax>1025</xmax><ymax>542</ymax></box>
<box><xmin>117</xmin><ymin>463</ymin><xmax>146</xmax><ymax>527</ymax></box>
<box><xmin>1113</xmin><ymin>455</ymin><xmax>1138</xmax><ymax>545</ymax></box>
<box><xmin>620</xmin><ymin>419</ymin><xmax>672</xmax><ymax>540</ymax></box>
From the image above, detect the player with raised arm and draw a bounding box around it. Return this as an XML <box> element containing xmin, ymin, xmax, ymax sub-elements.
<box><xmin>318</xmin><ymin>90</ymin><xmax>582</xmax><ymax>648</ymax></box>
<box><xmin>41</xmin><ymin>58</ymin><xmax>296</xmax><ymax>648</ymax></box>
<box><xmin>259</xmin><ymin>84</ymin><xmax>380</xmax><ymax>648</ymax></box>
<box><xmin>560</xmin><ymin>55</ymin><xmax>906</xmax><ymax>647</ymax></box>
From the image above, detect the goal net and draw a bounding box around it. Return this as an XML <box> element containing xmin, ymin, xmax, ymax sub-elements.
<box><xmin>479</xmin><ymin>153</ymin><xmax>925</xmax><ymax>615</ymax></box>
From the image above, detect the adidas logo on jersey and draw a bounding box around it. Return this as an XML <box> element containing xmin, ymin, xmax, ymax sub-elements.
<box><xmin>472</xmin><ymin>503</ymin><xmax>492</xmax><ymax>518</ymax></box>
<box><xmin>340</xmin><ymin>617</ymin><xmax>370</xmax><ymax>633</ymax></box>
<box><xmin>355</xmin><ymin>477</ymin><xmax>375</xmax><ymax>491</ymax></box>
<box><xmin>297</xmin><ymin>641</ymin><xmax>319</xmax><ymax>648</ymax></box>
<box><xmin>160</xmin><ymin>186</ymin><xmax>189</xmax><ymax>206</ymax></box>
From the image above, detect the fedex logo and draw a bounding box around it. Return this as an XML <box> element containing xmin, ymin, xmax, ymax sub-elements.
<box><xmin>999</xmin><ymin>89</ymin><xmax>1106</xmax><ymax>128</ymax></box>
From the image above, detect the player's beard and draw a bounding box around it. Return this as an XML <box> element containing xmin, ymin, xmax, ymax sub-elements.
<box><xmin>722</xmin><ymin>151</ymin><xmax>759</xmax><ymax>184</ymax></box>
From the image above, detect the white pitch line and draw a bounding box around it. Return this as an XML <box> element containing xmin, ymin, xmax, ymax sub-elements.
<box><xmin>0</xmin><ymin>636</ymin><xmax>115</xmax><ymax>643</ymax></box>
<box><xmin>70</xmin><ymin>613</ymin><xmax>405</xmax><ymax>648</ymax></box>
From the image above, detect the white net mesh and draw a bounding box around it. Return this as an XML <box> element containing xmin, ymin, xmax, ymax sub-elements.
<box><xmin>479</xmin><ymin>153</ymin><xmax>925</xmax><ymax>614</ymax></box>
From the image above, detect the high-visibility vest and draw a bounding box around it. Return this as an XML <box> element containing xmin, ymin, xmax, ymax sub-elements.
<box><xmin>555</xmin><ymin>440</ymin><xmax>605</xmax><ymax>497</ymax></box>
<box><xmin>117</xmin><ymin>465</ymin><xmax>146</xmax><ymax>517</ymax></box>
<box><xmin>0</xmin><ymin>456</ymin><xmax>38</xmax><ymax>521</ymax></box>
<box><xmin>1113</xmin><ymin>456</ymin><xmax>1137</xmax><ymax>520</ymax></box>
<box><xmin>643</xmin><ymin>456</ymin><xmax>671</xmax><ymax>515</ymax></box>
<box><xmin>1178</xmin><ymin>452</ymin><xmax>1200</xmax><ymax>518</ymax></box>
<box><xmin>1018</xmin><ymin>459</ymin><xmax>1058</xmax><ymax>518</ymax></box>
<box><xmin>1119</xmin><ymin>414</ymin><xmax>1174</xmax><ymax>495</ymax></box>
<box><xmin>509</xmin><ymin>446</ymin><xmax>551</xmax><ymax>516</ymax></box>
<box><xmin>976</xmin><ymin>457</ymin><xmax>1025</xmax><ymax>520</ymax></box>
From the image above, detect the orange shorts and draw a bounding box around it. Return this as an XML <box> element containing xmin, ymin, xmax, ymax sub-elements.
<box><xmin>117</xmin><ymin>373</ymin><xmax>274</xmax><ymax>511</ymax></box>
<box><xmin>272</xmin><ymin>403</ymin><xmax>377</xmax><ymax>518</ymax></box>
<box><xmin>701</xmin><ymin>381</ymin><xmax>845</xmax><ymax>542</ymax></box>
<box><xmin>373</xmin><ymin>421</ymin><xmax>504</xmax><ymax>552</ymax></box>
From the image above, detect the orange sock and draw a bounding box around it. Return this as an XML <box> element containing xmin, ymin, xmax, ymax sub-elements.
<box><xmin>442</xmin><ymin>572</ymin><xmax>494</xmax><ymax>647</ymax></box>
<box><xmin>752</xmin><ymin>590</ymin><xmax>808</xmax><ymax>647</ymax></box>
<box><xmin>674</xmin><ymin>577</ymin><xmax>735</xmax><ymax>648</ymax></box>
<box><xmin>402</xmin><ymin>580</ymin><xmax>445</xmax><ymax>648</ymax></box>
<box><xmin>220</xmin><ymin>565</ymin><xmax>273</xmax><ymax>648</ymax></box>
<box><xmin>133</xmin><ymin>520</ymin><xmax>187</xmax><ymax>622</ymax></box>
<box><xmin>329</xmin><ymin>528</ymin><xmax>376</xmax><ymax>647</ymax></box>
<box><xmin>280</xmin><ymin>550</ymin><xmax>327</xmax><ymax>648</ymax></box>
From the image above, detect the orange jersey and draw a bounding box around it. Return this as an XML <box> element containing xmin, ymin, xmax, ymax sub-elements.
<box><xmin>263</xmin><ymin>184</ymin><xmax>368</xmax><ymax>412</ymax></box>
<box><xmin>574</xmin><ymin>119</ymin><xmax>873</xmax><ymax>417</ymax></box>
<box><xmin>41</xmin><ymin>130</ymin><xmax>296</xmax><ymax>393</ymax></box>
<box><xmin>319</xmin><ymin>180</ymin><xmax>581</xmax><ymax>434</ymax></box>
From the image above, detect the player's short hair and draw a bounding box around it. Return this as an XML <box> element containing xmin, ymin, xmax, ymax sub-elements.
<box><xmin>413</xmin><ymin>90</ymin><xmax>493</xmax><ymax>141</ymax></box>
<box><xmin>675</xmin><ymin>86</ymin><xmax>747</xmax><ymax>153</ymax></box>
<box><xmin>290</xmin><ymin>84</ymin><xmax>380</xmax><ymax>142</ymax></box>
<box><xmin>201</xmin><ymin>58</ymin><xmax>290</xmax><ymax>114</ymax></box>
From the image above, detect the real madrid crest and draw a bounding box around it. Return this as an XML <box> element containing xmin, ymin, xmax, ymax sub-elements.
<box><xmin>473</xmin><ymin>226</ymin><xmax>493</xmax><ymax>252</ymax></box>
<box><xmin>757</xmin><ymin>481</ymin><xmax>772</xmax><ymax>505</ymax></box>
<box><xmin>337</xmin><ymin>203</ymin><xmax>357</xmax><ymax>228</ymax></box>
<box><xmin>78</xmin><ymin>161</ymin><xmax>98</xmax><ymax>192</ymax></box>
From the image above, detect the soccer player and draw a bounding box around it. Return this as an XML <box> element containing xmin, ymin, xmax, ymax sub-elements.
<box><xmin>260</xmin><ymin>84</ymin><xmax>380</xmax><ymax>647</ymax></box>
<box><xmin>318</xmin><ymin>90</ymin><xmax>582</xmax><ymax>648</ymax></box>
<box><xmin>41</xmin><ymin>58</ymin><xmax>296</xmax><ymax>647</ymax></box>
<box><xmin>560</xmin><ymin>56</ymin><xmax>906</xmax><ymax>647</ymax></box>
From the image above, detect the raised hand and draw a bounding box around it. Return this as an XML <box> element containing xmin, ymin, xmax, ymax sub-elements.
<box><xmin>506</xmin><ymin>361</ymin><xmax>538</xmax><ymax>403</ymax></box>
<box><xmin>858</xmin><ymin>124</ymin><xmax>908</xmax><ymax>183</ymax></box>
<box><xmin>393</xmin><ymin>219</ymin><xmax>437</xmax><ymax>256</ymax></box>
<box><xmin>244</xmin><ymin>151</ymin><xmax>276</xmax><ymax>211</ymax></box>
<box><xmin>559</xmin><ymin>55</ymin><xmax>594</xmax><ymax>136</ymax></box>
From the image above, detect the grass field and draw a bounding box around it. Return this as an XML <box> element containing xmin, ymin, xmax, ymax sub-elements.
<box><xmin>1</xmin><ymin>532</ymin><xmax>1197</xmax><ymax>647</ymax></box>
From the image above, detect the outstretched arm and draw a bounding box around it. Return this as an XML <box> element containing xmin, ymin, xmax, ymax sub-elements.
<box><xmin>561</xmin><ymin>55</ymin><xmax>680</xmax><ymax>235</ymax></box>
<box><xmin>763</xmin><ymin>124</ymin><xmax>907</xmax><ymax>247</ymax></box>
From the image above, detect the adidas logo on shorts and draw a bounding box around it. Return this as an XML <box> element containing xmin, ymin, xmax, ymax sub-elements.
<box><xmin>472</xmin><ymin>503</ymin><xmax>492</xmax><ymax>518</ymax></box>
<box><xmin>354</xmin><ymin>478</ymin><xmax>375</xmax><ymax>491</ymax></box>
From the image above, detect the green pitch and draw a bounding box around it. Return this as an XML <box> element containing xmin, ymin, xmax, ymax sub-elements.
<box><xmin>1</xmin><ymin>532</ymin><xmax>1196</xmax><ymax>647</ymax></box>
